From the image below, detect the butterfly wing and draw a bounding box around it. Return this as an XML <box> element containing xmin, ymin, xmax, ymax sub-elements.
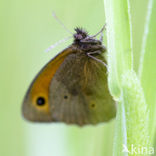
<box><xmin>22</xmin><ymin>47</ymin><xmax>73</xmax><ymax>122</ymax></box>
<box><xmin>49</xmin><ymin>52</ymin><xmax>116</xmax><ymax>126</ymax></box>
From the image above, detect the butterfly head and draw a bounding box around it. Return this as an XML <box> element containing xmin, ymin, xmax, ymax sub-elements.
<box><xmin>73</xmin><ymin>27</ymin><xmax>103</xmax><ymax>52</ymax></box>
<box><xmin>74</xmin><ymin>28</ymin><xmax>88</xmax><ymax>41</ymax></box>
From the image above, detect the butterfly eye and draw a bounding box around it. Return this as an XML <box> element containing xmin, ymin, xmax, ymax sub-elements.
<box><xmin>36</xmin><ymin>97</ymin><xmax>46</xmax><ymax>106</ymax></box>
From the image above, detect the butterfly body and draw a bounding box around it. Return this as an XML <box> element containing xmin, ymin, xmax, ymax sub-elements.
<box><xmin>22</xmin><ymin>28</ymin><xmax>116</xmax><ymax>126</ymax></box>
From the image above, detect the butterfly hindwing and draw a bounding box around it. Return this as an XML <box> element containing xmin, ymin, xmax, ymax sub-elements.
<box><xmin>49</xmin><ymin>51</ymin><xmax>116</xmax><ymax>126</ymax></box>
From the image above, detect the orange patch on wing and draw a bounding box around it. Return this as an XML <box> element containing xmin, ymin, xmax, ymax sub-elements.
<box><xmin>30</xmin><ymin>48</ymin><xmax>73</xmax><ymax>113</ymax></box>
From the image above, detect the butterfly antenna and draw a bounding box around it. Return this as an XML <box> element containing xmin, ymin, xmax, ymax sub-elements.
<box><xmin>90</xmin><ymin>24</ymin><xmax>106</xmax><ymax>38</ymax></box>
<box><xmin>52</xmin><ymin>12</ymin><xmax>73</xmax><ymax>35</ymax></box>
<box><xmin>45</xmin><ymin>36</ymin><xmax>72</xmax><ymax>53</ymax></box>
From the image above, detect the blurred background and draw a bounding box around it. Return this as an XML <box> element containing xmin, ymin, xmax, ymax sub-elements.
<box><xmin>0</xmin><ymin>0</ymin><xmax>149</xmax><ymax>156</ymax></box>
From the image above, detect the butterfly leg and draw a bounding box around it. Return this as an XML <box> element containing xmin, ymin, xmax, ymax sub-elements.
<box><xmin>87</xmin><ymin>51</ymin><xmax>107</xmax><ymax>68</ymax></box>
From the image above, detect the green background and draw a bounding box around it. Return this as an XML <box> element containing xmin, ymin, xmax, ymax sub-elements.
<box><xmin>0</xmin><ymin>0</ymin><xmax>149</xmax><ymax>156</ymax></box>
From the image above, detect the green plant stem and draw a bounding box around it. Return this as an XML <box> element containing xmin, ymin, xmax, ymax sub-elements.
<box><xmin>103</xmin><ymin>0</ymin><xmax>151</xmax><ymax>155</ymax></box>
<box><xmin>103</xmin><ymin>0</ymin><xmax>133</xmax><ymax>99</ymax></box>
<box><xmin>138</xmin><ymin>0</ymin><xmax>156</xmax><ymax>145</ymax></box>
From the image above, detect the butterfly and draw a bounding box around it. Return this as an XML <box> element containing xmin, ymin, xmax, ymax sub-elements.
<box><xmin>22</xmin><ymin>26</ymin><xmax>116</xmax><ymax>126</ymax></box>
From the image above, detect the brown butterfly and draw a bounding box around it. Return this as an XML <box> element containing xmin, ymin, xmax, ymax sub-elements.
<box><xmin>22</xmin><ymin>26</ymin><xmax>116</xmax><ymax>126</ymax></box>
